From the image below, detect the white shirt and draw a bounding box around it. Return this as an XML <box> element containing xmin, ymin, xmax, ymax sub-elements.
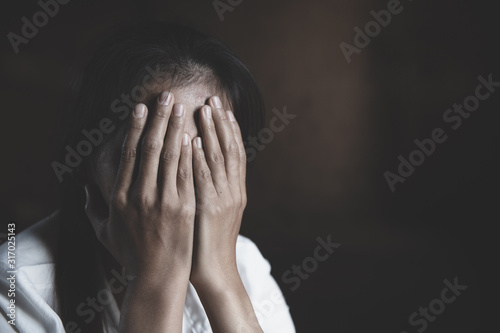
<box><xmin>0</xmin><ymin>212</ymin><xmax>295</xmax><ymax>333</ymax></box>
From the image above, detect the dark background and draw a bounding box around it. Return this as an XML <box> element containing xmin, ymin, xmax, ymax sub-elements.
<box><xmin>1</xmin><ymin>0</ymin><xmax>499</xmax><ymax>332</ymax></box>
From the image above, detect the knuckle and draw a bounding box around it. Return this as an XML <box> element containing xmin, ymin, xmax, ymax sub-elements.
<box><xmin>231</xmin><ymin>192</ymin><xmax>241</xmax><ymax>203</ymax></box>
<box><xmin>162</xmin><ymin>148</ymin><xmax>180</xmax><ymax>162</ymax></box>
<box><xmin>194</xmin><ymin>151</ymin><xmax>206</xmax><ymax>161</ymax></box>
<box><xmin>133</xmin><ymin>192</ymin><xmax>153</xmax><ymax>209</ymax></box>
<box><xmin>211</xmin><ymin>204</ymin><xmax>225</xmax><ymax>215</ymax></box>
<box><xmin>239</xmin><ymin>150</ymin><xmax>247</xmax><ymax>163</ymax></box>
<box><xmin>179</xmin><ymin>205</ymin><xmax>195</xmax><ymax>219</ymax></box>
<box><xmin>217</xmin><ymin>111</ymin><xmax>228</xmax><ymax>121</ymax></box>
<box><xmin>177</xmin><ymin>167</ymin><xmax>191</xmax><ymax>179</ymax></box>
<box><xmin>200</xmin><ymin>168</ymin><xmax>212</xmax><ymax>180</ymax></box>
<box><xmin>206</xmin><ymin>124</ymin><xmax>216</xmax><ymax>133</ymax></box>
<box><xmin>121</xmin><ymin>147</ymin><xmax>137</xmax><ymax>161</ymax></box>
<box><xmin>224</xmin><ymin>198</ymin><xmax>235</xmax><ymax>209</ymax></box>
<box><xmin>142</xmin><ymin>139</ymin><xmax>162</xmax><ymax>155</ymax></box>
<box><xmin>209</xmin><ymin>152</ymin><xmax>224</xmax><ymax>164</ymax></box>
<box><xmin>226</xmin><ymin>141</ymin><xmax>240</xmax><ymax>158</ymax></box>
<box><xmin>160</xmin><ymin>199</ymin><xmax>175</xmax><ymax>213</ymax></box>
<box><xmin>111</xmin><ymin>193</ymin><xmax>127</xmax><ymax>210</ymax></box>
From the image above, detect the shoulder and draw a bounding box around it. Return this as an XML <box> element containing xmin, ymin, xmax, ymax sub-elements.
<box><xmin>235</xmin><ymin>235</ymin><xmax>296</xmax><ymax>333</ymax></box>
<box><xmin>235</xmin><ymin>234</ymin><xmax>275</xmax><ymax>293</ymax></box>
<box><xmin>236</xmin><ymin>234</ymin><xmax>271</xmax><ymax>272</ymax></box>
<box><xmin>0</xmin><ymin>212</ymin><xmax>65</xmax><ymax>332</ymax></box>
<box><xmin>0</xmin><ymin>211</ymin><xmax>59</xmax><ymax>269</ymax></box>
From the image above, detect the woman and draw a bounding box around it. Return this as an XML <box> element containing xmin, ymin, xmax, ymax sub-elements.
<box><xmin>0</xmin><ymin>22</ymin><xmax>295</xmax><ymax>332</ymax></box>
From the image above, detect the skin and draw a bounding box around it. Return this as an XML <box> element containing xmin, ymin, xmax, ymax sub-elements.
<box><xmin>83</xmin><ymin>83</ymin><xmax>263</xmax><ymax>332</ymax></box>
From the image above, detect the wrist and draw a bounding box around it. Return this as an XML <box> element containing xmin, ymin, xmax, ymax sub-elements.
<box><xmin>132</xmin><ymin>263</ymin><xmax>190</xmax><ymax>289</ymax></box>
<box><xmin>191</xmin><ymin>264</ymin><xmax>242</xmax><ymax>294</ymax></box>
<box><xmin>190</xmin><ymin>268</ymin><xmax>263</xmax><ymax>333</ymax></box>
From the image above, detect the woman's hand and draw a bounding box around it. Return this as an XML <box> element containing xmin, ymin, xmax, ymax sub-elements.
<box><xmin>190</xmin><ymin>95</ymin><xmax>247</xmax><ymax>286</ymax></box>
<box><xmin>84</xmin><ymin>92</ymin><xmax>195</xmax><ymax>332</ymax></box>
<box><xmin>191</xmin><ymin>96</ymin><xmax>263</xmax><ymax>332</ymax></box>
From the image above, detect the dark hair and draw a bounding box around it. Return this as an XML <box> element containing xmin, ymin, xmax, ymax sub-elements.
<box><xmin>55</xmin><ymin>21</ymin><xmax>264</xmax><ymax>332</ymax></box>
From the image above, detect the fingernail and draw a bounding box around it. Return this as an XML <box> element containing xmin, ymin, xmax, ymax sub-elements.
<box><xmin>159</xmin><ymin>91</ymin><xmax>172</xmax><ymax>105</ymax></box>
<box><xmin>195</xmin><ymin>137</ymin><xmax>202</xmax><ymax>148</ymax></box>
<box><xmin>133</xmin><ymin>104</ymin><xmax>146</xmax><ymax>118</ymax></box>
<box><xmin>173</xmin><ymin>104</ymin><xmax>184</xmax><ymax>117</ymax></box>
<box><xmin>182</xmin><ymin>133</ymin><xmax>190</xmax><ymax>146</ymax></box>
<box><xmin>213</xmin><ymin>96</ymin><xmax>222</xmax><ymax>108</ymax></box>
<box><xmin>203</xmin><ymin>105</ymin><xmax>212</xmax><ymax>119</ymax></box>
<box><xmin>227</xmin><ymin>110</ymin><xmax>236</xmax><ymax>122</ymax></box>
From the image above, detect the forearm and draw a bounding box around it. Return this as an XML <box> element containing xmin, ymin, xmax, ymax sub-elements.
<box><xmin>194</xmin><ymin>270</ymin><xmax>263</xmax><ymax>333</ymax></box>
<box><xmin>119</xmin><ymin>272</ymin><xmax>190</xmax><ymax>333</ymax></box>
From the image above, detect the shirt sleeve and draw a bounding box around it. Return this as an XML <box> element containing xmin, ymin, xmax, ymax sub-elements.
<box><xmin>236</xmin><ymin>235</ymin><xmax>296</xmax><ymax>333</ymax></box>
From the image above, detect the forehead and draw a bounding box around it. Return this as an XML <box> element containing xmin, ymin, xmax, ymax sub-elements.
<box><xmin>106</xmin><ymin>82</ymin><xmax>231</xmax><ymax>146</ymax></box>
<box><xmin>143</xmin><ymin>82</ymin><xmax>230</xmax><ymax>110</ymax></box>
<box><xmin>171</xmin><ymin>84</ymin><xmax>217</xmax><ymax>109</ymax></box>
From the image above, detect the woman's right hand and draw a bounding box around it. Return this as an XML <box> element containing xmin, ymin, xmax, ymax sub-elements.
<box><xmin>84</xmin><ymin>91</ymin><xmax>195</xmax><ymax>332</ymax></box>
<box><xmin>86</xmin><ymin>91</ymin><xmax>195</xmax><ymax>278</ymax></box>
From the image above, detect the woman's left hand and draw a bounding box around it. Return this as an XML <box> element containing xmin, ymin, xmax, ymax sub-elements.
<box><xmin>190</xmin><ymin>95</ymin><xmax>262</xmax><ymax>332</ymax></box>
<box><xmin>190</xmin><ymin>95</ymin><xmax>247</xmax><ymax>287</ymax></box>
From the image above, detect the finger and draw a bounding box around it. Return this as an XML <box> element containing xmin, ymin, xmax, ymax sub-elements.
<box><xmin>114</xmin><ymin>103</ymin><xmax>148</xmax><ymax>195</ymax></box>
<box><xmin>227</xmin><ymin>111</ymin><xmax>247</xmax><ymax>200</ymax></box>
<box><xmin>208</xmin><ymin>96</ymin><xmax>240</xmax><ymax>194</ymax></box>
<box><xmin>199</xmin><ymin>104</ymin><xmax>228</xmax><ymax>194</ymax></box>
<box><xmin>136</xmin><ymin>91</ymin><xmax>173</xmax><ymax>190</ymax></box>
<box><xmin>176</xmin><ymin>133</ymin><xmax>195</xmax><ymax>199</ymax></box>
<box><xmin>159</xmin><ymin>103</ymin><xmax>186</xmax><ymax>196</ymax></box>
<box><xmin>192</xmin><ymin>137</ymin><xmax>217</xmax><ymax>199</ymax></box>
